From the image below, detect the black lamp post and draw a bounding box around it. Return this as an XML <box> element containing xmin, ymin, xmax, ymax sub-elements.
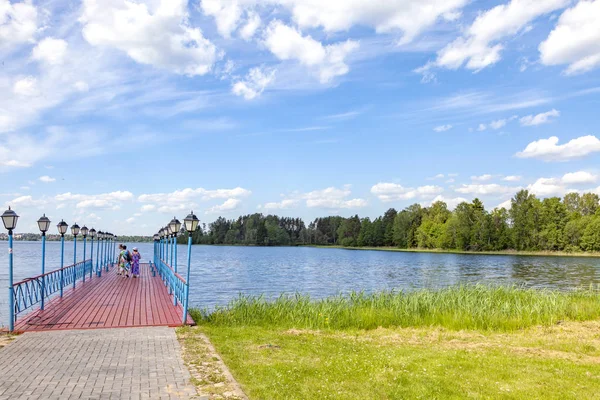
<box><xmin>169</xmin><ymin>217</ymin><xmax>182</xmax><ymax>272</ymax></box>
<box><xmin>57</xmin><ymin>220</ymin><xmax>68</xmax><ymax>297</ymax></box>
<box><xmin>182</xmin><ymin>211</ymin><xmax>199</xmax><ymax>324</ymax></box>
<box><xmin>37</xmin><ymin>214</ymin><xmax>50</xmax><ymax>311</ymax></box>
<box><xmin>2</xmin><ymin>207</ymin><xmax>19</xmax><ymax>332</ymax></box>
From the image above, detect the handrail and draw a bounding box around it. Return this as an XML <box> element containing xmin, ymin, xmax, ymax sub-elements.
<box><xmin>12</xmin><ymin>259</ymin><xmax>94</xmax><ymax>319</ymax></box>
<box><xmin>155</xmin><ymin>258</ymin><xmax>186</xmax><ymax>307</ymax></box>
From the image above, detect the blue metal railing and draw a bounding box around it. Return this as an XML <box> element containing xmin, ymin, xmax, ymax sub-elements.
<box><xmin>12</xmin><ymin>259</ymin><xmax>93</xmax><ymax>320</ymax></box>
<box><xmin>155</xmin><ymin>258</ymin><xmax>186</xmax><ymax>307</ymax></box>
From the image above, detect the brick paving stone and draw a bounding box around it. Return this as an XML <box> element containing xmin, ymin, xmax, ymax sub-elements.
<box><xmin>0</xmin><ymin>327</ymin><xmax>197</xmax><ymax>399</ymax></box>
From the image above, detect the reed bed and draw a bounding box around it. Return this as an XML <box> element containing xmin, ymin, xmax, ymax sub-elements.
<box><xmin>191</xmin><ymin>285</ymin><xmax>600</xmax><ymax>331</ymax></box>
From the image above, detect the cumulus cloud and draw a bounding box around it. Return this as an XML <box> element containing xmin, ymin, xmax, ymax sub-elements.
<box><xmin>0</xmin><ymin>0</ymin><xmax>39</xmax><ymax>51</ymax></box>
<box><xmin>205</xmin><ymin>198</ymin><xmax>241</xmax><ymax>214</ymax></box>
<box><xmin>232</xmin><ymin>66</ymin><xmax>276</xmax><ymax>100</ymax></box>
<box><xmin>539</xmin><ymin>0</ymin><xmax>600</xmax><ymax>75</ymax></box>
<box><xmin>455</xmin><ymin>183</ymin><xmax>519</xmax><ymax>195</ymax></box>
<box><xmin>39</xmin><ymin>175</ymin><xmax>55</xmax><ymax>183</ymax></box>
<box><xmin>31</xmin><ymin>38</ymin><xmax>68</xmax><ymax>65</ymax></box>
<box><xmin>471</xmin><ymin>174</ymin><xmax>493</xmax><ymax>182</ymax></box>
<box><xmin>520</xmin><ymin>109</ymin><xmax>560</xmax><ymax>126</ymax></box>
<box><xmin>527</xmin><ymin>177</ymin><xmax>569</xmax><ymax>196</ymax></box>
<box><xmin>561</xmin><ymin>171</ymin><xmax>598</xmax><ymax>185</ymax></box>
<box><xmin>13</xmin><ymin>76</ymin><xmax>38</xmax><ymax>97</ymax></box>
<box><xmin>433</xmin><ymin>124</ymin><xmax>452</xmax><ymax>132</ymax></box>
<box><xmin>301</xmin><ymin>185</ymin><xmax>367</xmax><ymax>209</ymax></box>
<box><xmin>371</xmin><ymin>183</ymin><xmax>443</xmax><ymax>202</ymax></box>
<box><xmin>263</xmin><ymin>199</ymin><xmax>299</xmax><ymax>210</ymax></box>
<box><xmin>419</xmin><ymin>0</ymin><xmax>568</xmax><ymax>74</ymax></box>
<box><xmin>201</xmin><ymin>0</ymin><xmax>467</xmax><ymax>44</ymax></box>
<box><xmin>263</xmin><ymin>20</ymin><xmax>359</xmax><ymax>83</ymax></box>
<box><xmin>139</xmin><ymin>187</ymin><xmax>251</xmax><ymax>214</ymax></box>
<box><xmin>55</xmin><ymin>191</ymin><xmax>134</xmax><ymax>210</ymax></box>
<box><xmin>503</xmin><ymin>175</ymin><xmax>522</xmax><ymax>182</ymax></box>
<box><xmin>428</xmin><ymin>195</ymin><xmax>468</xmax><ymax>210</ymax></box>
<box><xmin>240</xmin><ymin>11</ymin><xmax>261</xmax><ymax>41</ymax></box>
<box><xmin>516</xmin><ymin>135</ymin><xmax>600</xmax><ymax>161</ymax></box>
<box><xmin>80</xmin><ymin>0</ymin><xmax>218</xmax><ymax>76</ymax></box>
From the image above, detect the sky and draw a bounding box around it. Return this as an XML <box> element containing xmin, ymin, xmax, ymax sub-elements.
<box><xmin>1</xmin><ymin>0</ymin><xmax>600</xmax><ymax>235</ymax></box>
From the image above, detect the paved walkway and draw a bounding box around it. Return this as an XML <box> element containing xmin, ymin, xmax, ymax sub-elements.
<box><xmin>0</xmin><ymin>327</ymin><xmax>197</xmax><ymax>399</ymax></box>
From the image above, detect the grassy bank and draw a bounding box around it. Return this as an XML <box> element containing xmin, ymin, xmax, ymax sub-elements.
<box><xmin>179</xmin><ymin>286</ymin><xmax>600</xmax><ymax>399</ymax></box>
<box><xmin>314</xmin><ymin>245</ymin><xmax>600</xmax><ymax>258</ymax></box>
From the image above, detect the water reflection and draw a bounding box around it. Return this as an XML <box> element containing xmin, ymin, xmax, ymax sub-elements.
<box><xmin>1</xmin><ymin>242</ymin><xmax>600</xmax><ymax>325</ymax></box>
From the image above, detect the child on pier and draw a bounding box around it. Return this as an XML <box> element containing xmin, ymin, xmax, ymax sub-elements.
<box><xmin>118</xmin><ymin>244</ymin><xmax>131</xmax><ymax>278</ymax></box>
<box><xmin>131</xmin><ymin>248</ymin><xmax>141</xmax><ymax>278</ymax></box>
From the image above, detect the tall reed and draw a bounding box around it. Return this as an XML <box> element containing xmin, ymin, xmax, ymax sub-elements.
<box><xmin>191</xmin><ymin>285</ymin><xmax>600</xmax><ymax>331</ymax></box>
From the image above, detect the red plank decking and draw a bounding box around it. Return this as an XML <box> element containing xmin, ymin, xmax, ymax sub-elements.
<box><xmin>14</xmin><ymin>264</ymin><xmax>194</xmax><ymax>332</ymax></box>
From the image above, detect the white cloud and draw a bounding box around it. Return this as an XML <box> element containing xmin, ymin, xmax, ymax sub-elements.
<box><xmin>516</xmin><ymin>135</ymin><xmax>600</xmax><ymax>161</ymax></box>
<box><xmin>13</xmin><ymin>76</ymin><xmax>38</xmax><ymax>97</ymax></box>
<box><xmin>55</xmin><ymin>191</ymin><xmax>134</xmax><ymax>210</ymax></box>
<box><xmin>138</xmin><ymin>187</ymin><xmax>251</xmax><ymax>214</ymax></box>
<box><xmin>302</xmin><ymin>185</ymin><xmax>367</xmax><ymax>209</ymax></box>
<box><xmin>527</xmin><ymin>177</ymin><xmax>568</xmax><ymax>196</ymax></box>
<box><xmin>206</xmin><ymin>198</ymin><xmax>241</xmax><ymax>214</ymax></box>
<box><xmin>240</xmin><ymin>11</ymin><xmax>261</xmax><ymax>41</ymax></box>
<box><xmin>471</xmin><ymin>174</ymin><xmax>493</xmax><ymax>182</ymax></box>
<box><xmin>31</xmin><ymin>38</ymin><xmax>68</xmax><ymax>65</ymax></box>
<box><xmin>232</xmin><ymin>66</ymin><xmax>276</xmax><ymax>100</ymax></box>
<box><xmin>539</xmin><ymin>0</ymin><xmax>600</xmax><ymax>75</ymax></box>
<box><xmin>433</xmin><ymin>124</ymin><xmax>452</xmax><ymax>132</ymax></box>
<box><xmin>371</xmin><ymin>183</ymin><xmax>443</xmax><ymax>202</ymax></box>
<box><xmin>455</xmin><ymin>183</ymin><xmax>519</xmax><ymax>195</ymax></box>
<box><xmin>561</xmin><ymin>171</ymin><xmax>598</xmax><ymax>185</ymax></box>
<box><xmin>201</xmin><ymin>0</ymin><xmax>467</xmax><ymax>44</ymax></box>
<box><xmin>0</xmin><ymin>0</ymin><xmax>39</xmax><ymax>51</ymax></box>
<box><xmin>140</xmin><ymin>204</ymin><xmax>156</xmax><ymax>212</ymax></box>
<box><xmin>5</xmin><ymin>195</ymin><xmax>47</xmax><ymax>208</ymax></box>
<box><xmin>126</xmin><ymin>217</ymin><xmax>135</xmax><ymax>223</ymax></box>
<box><xmin>428</xmin><ymin>195</ymin><xmax>468</xmax><ymax>210</ymax></box>
<box><xmin>74</xmin><ymin>81</ymin><xmax>89</xmax><ymax>92</ymax></box>
<box><xmin>421</xmin><ymin>0</ymin><xmax>569</xmax><ymax>73</ymax></box>
<box><xmin>80</xmin><ymin>0</ymin><xmax>218</xmax><ymax>76</ymax></box>
<box><xmin>39</xmin><ymin>175</ymin><xmax>55</xmax><ymax>183</ymax></box>
<box><xmin>477</xmin><ymin>123</ymin><xmax>487</xmax><ymax>131</ymax></box>
<box><xmin>519</xmin><ymin>109</ymin><xmax>560</xmax><ymax>126</ymax></box>
<box><xmin>263</xmin><ymin>20</ymin><xmax>359</xmax><ymax>83</ymax></box>
<box><xmin>503</xmin><ymin>175</ymin><xmax>522</xmax><ymax>182</ymax></box>
<box><xmin>489</xmin><ymin>119</ymin><xmax>507</xmax><ymax>130</ymax></box>
<box><xmin>263</xmin><ymin>199</ymin><xmax>299</xmax><ymax>210</ymax></box>
<box><xmin>495</xmin><ymin>199</ymin><xmax>512</xmax><ymax>210</ymax></box>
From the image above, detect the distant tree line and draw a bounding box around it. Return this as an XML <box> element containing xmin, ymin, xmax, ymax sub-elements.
<box><xmin>179</xmin><ymin>190</ymin><xmax>600</xmax><ymax>252</ymax></box>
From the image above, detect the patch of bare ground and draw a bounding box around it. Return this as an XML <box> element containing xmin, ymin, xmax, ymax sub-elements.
<box><xmin>0</xmin><ymin>333</ymin><xmax>16</xmax><ymax>349</ymax></box>
<box><xmin>178</xmin><ymin>327</ymin><xmax>247</xmax><ymax>400</ymax></box>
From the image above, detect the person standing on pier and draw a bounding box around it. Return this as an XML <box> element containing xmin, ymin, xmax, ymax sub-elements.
<box><xmin>131</xmin><ymin>248</ymin><xmax>141</xmax><ymax>278</ymax></box>
<box><xmin>118</xmin><ymin>244</ymin><xmax>131</xmax><ymax>277</ymax></box>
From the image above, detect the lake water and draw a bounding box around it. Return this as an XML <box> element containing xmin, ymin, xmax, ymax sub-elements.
<box><xmin>2</xmin><ymin>241</ymin><xmax>600</xmax><ymax>326</ymax></box>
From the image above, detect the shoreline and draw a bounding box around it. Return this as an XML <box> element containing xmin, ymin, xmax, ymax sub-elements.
<box><xmin>310</xmin><ymin>245</ymin><xmax>600</xmax><ymax>258</ymax></box>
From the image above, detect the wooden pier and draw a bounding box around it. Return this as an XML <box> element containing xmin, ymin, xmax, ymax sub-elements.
<box><xmin>13</xmin><ymin>264</ymin><xmax>193</xmax><ymax>332</ymax></box>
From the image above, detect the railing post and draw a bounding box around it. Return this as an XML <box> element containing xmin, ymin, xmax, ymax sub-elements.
<box><xmin>90</xmin><ymin>235</ymin><xmax>94</xmax><ymax>279</ymax></box>
<box><xmin>40</xmin><ymin>232</ymin><xmax>46</xmax><ymax>311</ymax></box>
<box><xmin>8</xmin><ymin>230</ymin><xmax>14</xmax><ymax>332</ymax></box>
<box><xmin>60</xmin><ymin>234</ymin><xmax>65</xmax><ymax>298</ymax></box>
<box><xmin>174</xmin><ymin>233</ymin><xmax>178</xmax><ymax>273</ymax></box>
<box><xmin>72</xmin><ymin>234</ymin><xmax>77</xmax><ymax>289</ymax></box>
<box><xmin>183</xmin><ymin>234</ymin><xmax>192</xmax><ymax>325</ymax></box>
<box><xmin>97</xmin><ymin>236</ymin><xmax>102</xmax><ymax>277</ymax></box>
<box><xmin>82</xmin><ymin>235</ymin><xmax>87</xmax><ymax>283</ymax></box>
<box><xmin>166</xmin><ymin>235</ymin><xmax>169</xmax><ymax>267</ymax></box>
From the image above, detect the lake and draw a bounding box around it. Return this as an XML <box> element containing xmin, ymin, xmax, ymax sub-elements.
<box><xmin>1</xmin><ymin>241</ymin><xmax>600</xmax><ymax>326</ymax></box>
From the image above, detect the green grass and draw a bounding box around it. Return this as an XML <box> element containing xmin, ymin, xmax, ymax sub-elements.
<box><xmin>191</xmin><ymin>285</ymin><xmax>600</xmax><ymax>331</ymax></box>
<box><xmin>196</xmin><ymin>323</ymin><xmax>600</xmax><ymax>399</ymax></box>
<box><xmin>182</xmin><ymin>286</ymin><xmax>600</xmax><ymax>399</ymax></box>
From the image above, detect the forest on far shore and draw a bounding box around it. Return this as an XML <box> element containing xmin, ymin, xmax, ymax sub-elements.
<box><xmin>180</xmin><ymin>190</ymin><xmax>600</xmax><ymax>253</ymax></box>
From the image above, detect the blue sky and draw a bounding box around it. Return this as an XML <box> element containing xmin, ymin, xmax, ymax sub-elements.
<box><xmin>1</xmin><ymin>0</ymin><xmax>600</xmax><ymax>235</ymax></box>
